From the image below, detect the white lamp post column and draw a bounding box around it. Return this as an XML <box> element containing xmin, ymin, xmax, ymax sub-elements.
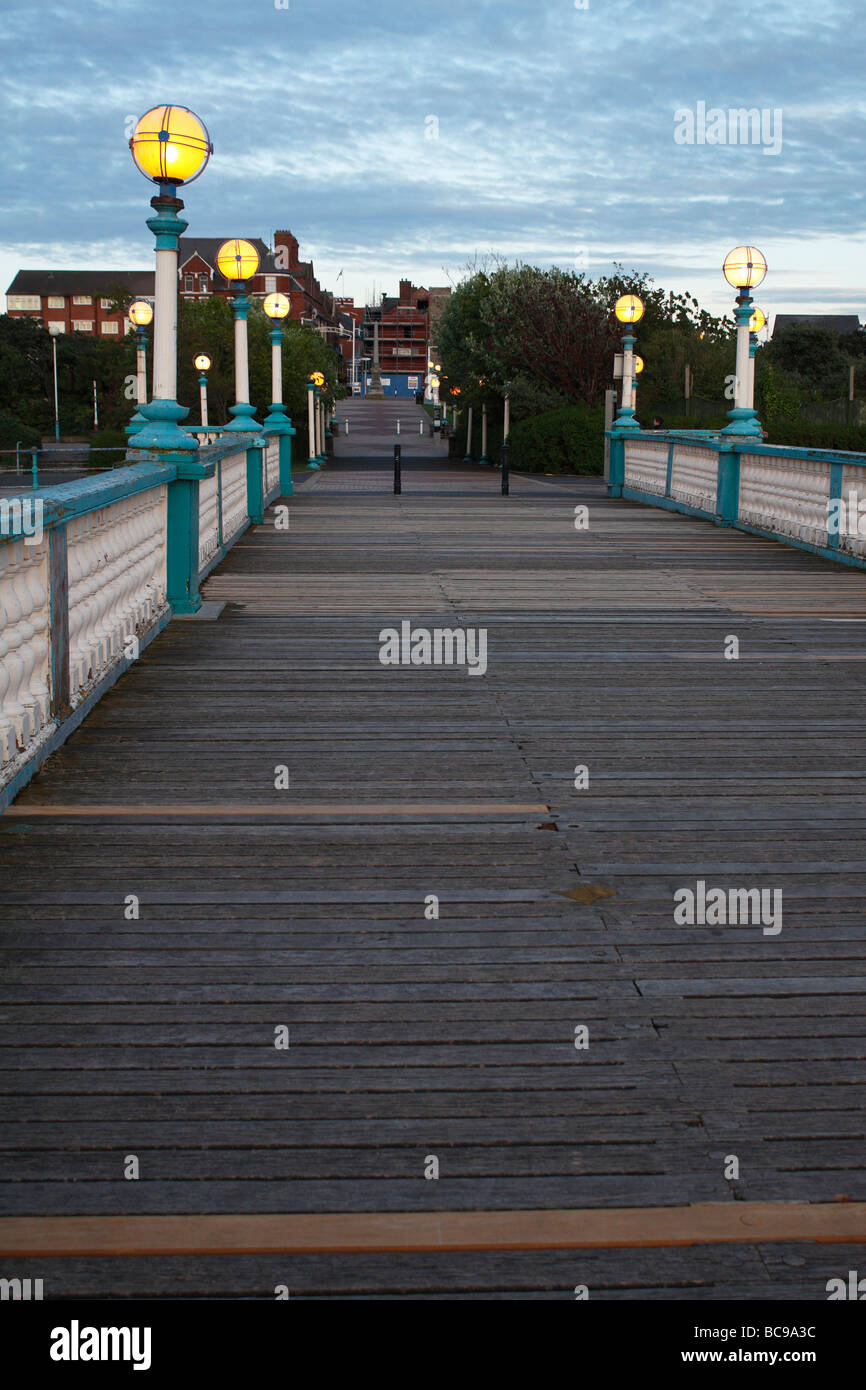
<box><xmin>463</xmin><ymin>405</ymin><xmax>474</xmax><ymax>462</ymax></box>
<box><xmin>480</xmin><ymin>401</ymin><xmax>490</xmax><ymax>465</ymax></box>
<box><xmin>306</xmin><ymin>381</ymin><xmax>320</xmax><ymax>469</ymax></box>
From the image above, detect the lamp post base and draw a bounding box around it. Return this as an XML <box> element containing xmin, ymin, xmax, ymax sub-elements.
<box><xmin>721</xmin><ymin>407</ymin><xmax>764</xmax><ymax>438</ymax></box>
<box><xmin>613</xmin><ymin>407</ymin><xmax>641</xmax><ymax>430</ymax></box>
<box><xmin>130</xmin><ymin>399</ymin><xmax>199</xmax><ymax>453</ymax></box>
<box><xmin>224</xmin><ymin>403</ymin><xmax>262</xmax><ymax>432</ymax></box>
<box><xmin>263</xmin><ymin>403</ymin><xmax>292</xmax><ymax>431</ymax></box>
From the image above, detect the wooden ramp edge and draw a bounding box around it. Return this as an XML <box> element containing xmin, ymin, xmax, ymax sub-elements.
<box><xmin>3</xmin><ymin>1204</ymin><xmax>866</xmax><ymax>1258</ymax></box>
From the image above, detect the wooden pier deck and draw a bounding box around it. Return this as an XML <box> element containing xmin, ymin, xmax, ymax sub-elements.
<box><xmin>1</xmin><ymin>410</ymin><xmax>865</xmax><ymax>1298</ymax></box>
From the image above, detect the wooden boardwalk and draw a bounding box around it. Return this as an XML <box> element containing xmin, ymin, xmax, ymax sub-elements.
<box><xmin>2</xmin><ymin>418</ymin><xmax>866</xmax><ymax>1299</ymax></box>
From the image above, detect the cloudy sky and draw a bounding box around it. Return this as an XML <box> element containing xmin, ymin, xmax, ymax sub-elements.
<box><xmin>3</xmin><ymin>0</ymin><xmax>864</xmax><ymax>323</ymax></box>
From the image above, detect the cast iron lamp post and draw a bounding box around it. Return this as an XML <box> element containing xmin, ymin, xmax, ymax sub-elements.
<box><xmin>128</xmin><ymin>104</ymin><xmax>211</xmax><ymax>452</ymax></box>
<box><xmin>748</xmin><ymin>306</ymin><xmax>766</xmax><ymax>411</ymax></box>
<box><xmin>262</xmin><ymin>292</ymin><xmax>293</xmax><ymax>430</ymax></box>
<box><xmin>216</xmin><ymin>238</ymin><xmax>262</xmax><ymax>431</ymax></box>
<box><xmin>614</xmin><ymin>294</ymin><xmax>644</xmax><ymax>429</ymax></box>
<box><xmin>126</xmin><ymin>298</ymin><xmax>153</xmax><ymax>437</ymax></box>
<box><xmin>721</xmin><ymin>245</ymin><xmax>767</xmax><ymax>437</ymax></box>
<box><xmin>194</xmin><ymin>352</ymin><xmax>211</xmax><ymax>427</ymax></box>
<box><xmin>633</xmin><ymin>354</ymin><xmax>644</xmax><ymax>413</ymax></box>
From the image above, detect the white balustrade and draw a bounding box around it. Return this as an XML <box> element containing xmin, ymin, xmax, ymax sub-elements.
<box><xmin>0</xmin><ymin>533</ymin><xmax>51</xmax><ymax>772</ymax></box>
<box><xmin>67</xmin><ymin>485</ymin><xmax>167</xmax><ymax>704</ymax></box>
<box><xmin>738</xmin><ymin>453</ymin><xmax>829</xmax><ymax>546</ymax></box>
<box><xmin>265</xmin><ymin>437</ymin><xmax>280</xmax><ymax>494</ymax></box>
<box><xmin>220</xmin><ymin>450</ymin><xmax>248</xmax><ymax>545</ymax></box>
<box><xmin>839</xmin><ymin>464</ymin><xmax>866</xmax><ymax>558</ymax></box>
<box><xmin>198</xmin><ymin>470</ymin><xmax>220</xmax><ymax>569</ymax></box>
<box><xmin>670</xmin><ymin>443</ymin><xmax>718</xmax><ymax>512</ymax></box>
<box><xmin>624</xmin><ymin>439</ymin><xmax>668</xmax><ymax>496</ymax></box>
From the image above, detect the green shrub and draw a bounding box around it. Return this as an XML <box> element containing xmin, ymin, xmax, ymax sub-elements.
<box><xmin>507</xmin><ymin>404</ymin><xmax>605</xmax><ymax>474</ymax></box>
<box><xmin>0</xmin><ymin>408</ymin><xmax>40</xmax><ymax>452</ymax></box>
<box><xmin>654</xmin><ymin>412</ymin><xmax>729</xmax><ymax>433</ymax></box>
<box><xmin>763</xmin><ymin>419</ymin><xmax>866</xmax><ymax>453</ymax></box>
<box><xmin>89</xmin><ymin>429</ymin><xmax>129</xmax><ymax>468</ymax></box>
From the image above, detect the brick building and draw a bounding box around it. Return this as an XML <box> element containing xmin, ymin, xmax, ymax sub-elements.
<box><xmin>358</xmin><ymin>280</ymin><xmax>451</xmax><ymax>397</ymax></box>
<box><xmin>5</xmin><ymin>229</ymin><xmax>341</xmax><ymax>346</ymax></box>
<box><xmin>5</xmin><ymin>269</ymin><xmax>154</xmax><ymax>336</ymax></box>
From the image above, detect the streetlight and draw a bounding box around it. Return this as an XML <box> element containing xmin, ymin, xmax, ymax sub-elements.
<box><xmin>262</xmin><ymin>292</ymin><xmax>293</xmax><ymax>430</ymax></box>
<box><xmin>721</xmin><ymin>245</ymin><xmax>767</xmax><ymax>437</ymax></box>
<box><xmin>194</xmin><ymin>352</ymin><xmax>211</xmax><ymax>428</ymax></box>
<box><xmin>128</xmin><ymin>104</ymin><xmax>211</xmax><ymax>451</ymax></box>
<box><xmin>307</xmin><ymin>371</ymin><xmax>325</xmax><ymax>468</ymax></box>
<box><xmin>125</xmin><ymin>299</ymin><xmax>153</xmax><ymax>437</ymax></box>
<box><xmin>748</xmin><ymin>306</ymin><xmax>766</xmax><ymax>411</ymax></box>
<box><xmin>633</xmin><ymin>354</ymin><xmax>644</xmax><ymax>411</ymax></box>
<box><xmin>614</xmin><ymin>293</ymin><xmax>644</xmax><ymax>428</ymax></box>
<box><xmin>216</xmin><ymin>238</ymin><xmax>262</xmax><ymax>431</ymax></box>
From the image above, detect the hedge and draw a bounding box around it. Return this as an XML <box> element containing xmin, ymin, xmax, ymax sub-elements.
<box><xmin>89</xmin><ymin>430</ymin><xmax>129</xmax><ymax>468</ymax></box>
<box><xmin>507</xmin><ymin>404</ymin><xmax>605</xmax><ymax>474</ymax></box>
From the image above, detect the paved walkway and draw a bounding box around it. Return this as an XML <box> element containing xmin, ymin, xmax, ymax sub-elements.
<box><xmin>1</xmin><ymin>405</ymin><xmax>865</xmax><ymax>1298</ymax></box>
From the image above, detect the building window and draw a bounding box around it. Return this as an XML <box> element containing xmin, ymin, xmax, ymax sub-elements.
<box><xmin>265</xmin><ymin>276</ymin><xmax>277</xmax><ymax>292</ymax></box>
<box><xmin>184</xmin><ymin>275</ymin><xmax>194</xmax><ymax>291</ymax></box>
<box><xmin>72</xmin><ymin>320</ymin><xmax>93</xmax><ymax>332</ymax></box>
<box><xmin>199</xmin><ymin>274</ymin><xmax>208</xmax><ymax>291</ymax></box>
<box><xmin>47</xmin><ymin>296</ymin><xmax>65</xmax><ymax>309</ymax></box>
<box><xmin>72</xmin><ymin>295</ymin><xmax>92</xmax><ymax>305</ymax></box>
<box><xmin>7</xmin><ymin>295</ymin><xmax>41</xmax><ymax>311</ymax></box>
<box><xmin>100</xmin><ymin>298</ymin><xmax>113</xmax><ymax>310</ymax></box>
<box><xmin>101</xmin><ymin>321</ymin><xmax>119</xmax><ymax>334</ymax></box>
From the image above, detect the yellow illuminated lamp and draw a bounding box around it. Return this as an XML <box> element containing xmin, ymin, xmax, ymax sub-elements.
<box><xmin>216</xmin><ymin>239</ymin><xmax>260</xmax><ymax>283</ymax></box>
<box><xmin>194</xmin><ymin>353</ymin><xmax>211</xmax><ymax>371</ymax></box>
<box><xmin>723</xmin><ymin>246</ymin><xmax>767</xmax><ymax>289</ymax></box>
<box><xmin>615</xmin><ymin>294</ymin><xmax>644</xmax><ymax>325</ymax></box>
<box><xmin>634</xmin><ymin>356</ymin><xmax>645</xmax><ymax>374</ymax></box>
<box><xmin>309</xmin><ymin>371</ymin><xmax>325</xmax><ymax>387</ymax></box>
<box><xmin>749</xmin><ymin>307</ymin><xmax>767</xmax><ymax>334</ymax></box>
<box><xmin>128</xmin><ymin>300</ymin><xmax>153</xmax><ymax>327</ymax></box>
<box><xmin>263</xmin><ymin>292</ymin><xmax>291</xmax><ymax>319</ymax></box>
<box><xmin>431</xmin><ymin>376</ymin><xmax>440</xmax><ymax>389</ymax></box>
<box><xmin>129</xmin><ymin>105</ymin><xmax>212</xmax><ymax>185</ymax></box>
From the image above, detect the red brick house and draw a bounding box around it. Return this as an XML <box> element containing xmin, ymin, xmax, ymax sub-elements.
<box><xmin>4</xmin><ymin>269</ymin><xmax>154</xmax><ymax>336</ymax></box>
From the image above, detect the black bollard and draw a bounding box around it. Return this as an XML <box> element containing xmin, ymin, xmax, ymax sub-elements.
<box><xmin>501</xmin><ymin>441</ymin><xmax>510</xmax><ymax>496</ymax></box>
<box><xmin>394</xmin><ymin>443</ymin><xmax>402</xmax><ymax>494</ymax></box>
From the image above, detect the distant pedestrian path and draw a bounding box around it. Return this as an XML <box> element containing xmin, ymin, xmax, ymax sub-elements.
<box><xmin>332</xmin><ymin>397</ymin><xmax>450</xmax><ymax>460</ymax></box>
